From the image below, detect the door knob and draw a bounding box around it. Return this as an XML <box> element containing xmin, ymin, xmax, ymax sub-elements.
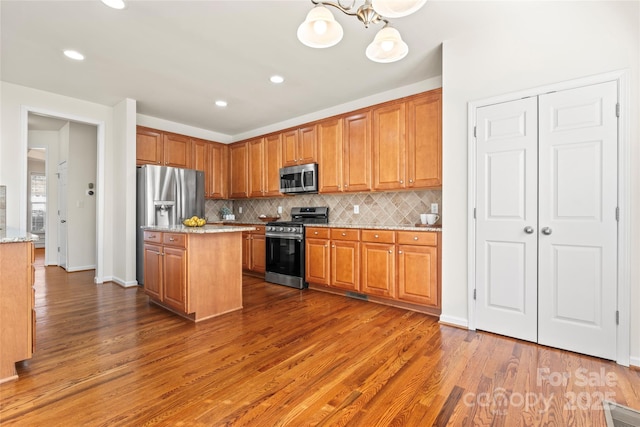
<box><xmin>541</xmin><ymin>227</ymin><xmax>552</xmax><ymax>235</ymax></box>
<box><xmin>524</xmin><ymin>226</ymin><xmax>534</xmax><ymax>234</ymax></box>
<box><xmin>61</xmin><ymin>219</ymin><xmax>66</xmax><ymax>223</ymax></box>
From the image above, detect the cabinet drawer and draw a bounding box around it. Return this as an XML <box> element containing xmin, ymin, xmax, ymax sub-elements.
<box><xmin>330</xmin><ymin>228</ymin><xmax>360</xmax><ymax>241</ymax></box>
<box><xmin>397</xmin><ymin>231</ymin><xmax>438</xmax><ymax>246</ymax></box>
<box><xmin>361</xmin><ymin>229</ymin><xmax>395</xmax><ymax>244</ymax></box>
<box><xmin>143</xmin><ymin>231</ymin><xmax>162</xmax><ymax>243</ymax></box>
<box><xmin>253</xmin><ymin>225</ymin><xmax>265</xmax><ymax>235</ymax></box>
<box><xmin>306</xmin><ymin>227</ymin><xmax>329</xmax><ymax>239</ymax></box>
<box><xmin>163</xmin><ymin>233</ymin><xmax>187</xmax><ymax>248</ymax></box>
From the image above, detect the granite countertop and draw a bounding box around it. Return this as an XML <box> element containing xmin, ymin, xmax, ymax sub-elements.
<box><xmin>0</xmin><ymin>227</ymin><xmax>40</xmax><ymax>244</ymax></box>
<box><xmin>141</xmin><ymin>224</ymin><xmax>257</xmax><ymax>234</ymax></box>
<box><xmin>304</xmin><ymin>223</ymin><xmax>442</xmax><ymax>232</ymax></box>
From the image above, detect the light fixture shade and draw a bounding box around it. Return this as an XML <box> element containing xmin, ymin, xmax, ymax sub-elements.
<box><xmin>366</xmin><ymin>26</ymin><xmax>408</xmax><ymax>63</ymax></box>
<box><xmin>371</xmin><ymin>0</ymin><xmax>426</xmax><ymax>18</ymax></box>
<box><xmin>297</xmin><ymin>6</ymin><xmax>344</xmax><ymax>48</ymax></box>
<box><xmin>100</xmin><ymin>0</ymin><xmax>126</xmax><ymax>9</ymax></box>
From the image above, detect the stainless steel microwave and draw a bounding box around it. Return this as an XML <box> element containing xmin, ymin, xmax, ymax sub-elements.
<box><xmin>279</xmin><ymin>163</ymin><xmax>318</xmax><ymax>194</ymax></box>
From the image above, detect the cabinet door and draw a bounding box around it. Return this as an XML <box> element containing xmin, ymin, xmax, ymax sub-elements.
<box><xmin>317</xmin><ymin>118</ymin><xmax>343</xmax><ymax>193</ymax></box>
<box><xmin>250</xmin><ymin>235</ymin><xmax>266</xmax><ymax>273</ymax></box>
<box><xmin>407</xmin><ymin>90</ymin><xmax>442</xmax><ymax>188</ymax></box>
<box><xmin>248</xmin><ymin>138</ymin><xmax>265</xmax><ymax>198</ymax></box>
<box><xmin>229</xmin><ymin>142</ymin><xmax>248</xmax><ymax>198</ymax></box>
<box><xmin>361</xmin><ymin>242</ymin><xmax>396</xmax><ymax>298</ymax></box>
<box><xmin>242</xmin><ymin>232</ymin><xmax>251</xmax><ymax>270</ymax></box>
<box><xmin>136</xmin><ymin>127</ymin><xmax>163</xmax><ymax>166</ymax></box>
<box><xmin>163</xmin><ymin>246</ymin><xmax>188</xmax><ymax>313</ymax></box>
<box><xmin>191</xmin><ymin>139</ymin><xmax>210</xmax><ymax>196</ymax></box>
<box><xmin>163</xmin><ymin>133</ymin><xmax>190</xmax><ymax>168</ymax></box>
<box><xmin>397</xmin><ymin>244</ymin><xmax>438</xmax><ymax>306</ymax></box>
<box><xmin>343</xmin><ymin>112</ymin><xmax>371</xmax><ymax>192</ymax></box>
<box><xmin>306</xmin><ymin>238</ymin><xmax>330</xmax><ymax>286</ymax></box>
<box><xmin>330</xmin><ymin>240</ymin><xmax>359</xmax><ymax>291</ymax></box>
<box><xmin>209</xmin><ymin>143</ymin><xmax>228</xmax><ymax>199</ymax></box>
<box><xmin>373</xmin><ymin>102</ymin><xmax>406</xmax><ymax>190</ymax></box>
<box><xmin>281</xmin><ymin>129</ymin><xmax>298</xmax><ymax>167</ymax></box>
<box><xmin>264</xmin><ymin>134</ymin><xmax>282</xmax><ymax>197</ymax></box>
<box><xmin>143</xmin><ymin>243</ymin><xmax>163</xmax><ymax>301</ymax></box>
<box><xmin>298</xmin><ymin>125</ymin><xmax>317</xmax><ymax>164</ymax></box>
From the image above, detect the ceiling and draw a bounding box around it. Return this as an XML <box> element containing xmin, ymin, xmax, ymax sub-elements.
<box><xmin>1</xmin><ymin>1</ymin><xmax>479</xmax><ymax>137</ymax></box>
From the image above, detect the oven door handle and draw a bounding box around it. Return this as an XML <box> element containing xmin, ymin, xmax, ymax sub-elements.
<box><xmin>266</xmin><ymin>232</ymin><xmax>304</xmax><ymax>240</ymax></box>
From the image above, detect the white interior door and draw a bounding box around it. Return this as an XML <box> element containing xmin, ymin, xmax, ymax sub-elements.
<box><xmin>57</xmin><ymin>162</ymin><xmax>67</xmax><ymax>269</ymax></box>
<box><xmin>475</xmin><ymin>97</ymin><xmax>539</xmax><ymax>342</ymax></box>
<box><xmin>537</xmin><ymin>82</ymin><xmax>618</xmax><ymax>360</ymax></box>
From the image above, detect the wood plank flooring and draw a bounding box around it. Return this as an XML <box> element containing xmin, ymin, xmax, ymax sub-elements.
<box><xmin>1</xmin><ymin>249</ymin><xmax>639</xmax><ymax>426</ymax></box>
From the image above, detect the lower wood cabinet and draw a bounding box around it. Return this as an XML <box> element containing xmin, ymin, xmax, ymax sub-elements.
<box><xmin>0</xmin><ymin>241</ymin><xmax>35</xmax><ymax>383</ymax></box>
<box><xmin>143</xmin><ymin>230</ymin><xmax>244</xmax><ymax>321</ymax></box>
<box><xmin>242</xmin><ymin>225</ymin><xmax>265</xmax><ymax>274</ymax></box>
<box><xmin>306</xmin><ymin>227</ymin><xmax>440</xmax><ymax>314</ymax></box>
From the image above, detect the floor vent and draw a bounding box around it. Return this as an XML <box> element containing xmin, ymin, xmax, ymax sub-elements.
<box><xmin>604</xmin><ymin>401</ymin><xmax>640</xmax><ymax>427</ymax></box>
<box><xmin>345</xmin><ymin>292</ymin><xmax>368</xmax><ymax>301</ymax></box>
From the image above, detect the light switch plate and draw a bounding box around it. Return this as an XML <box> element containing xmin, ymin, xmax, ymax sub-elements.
<box><xmin>238</xmin><ymin>206</ymin><xmax>243</xmax><ymax>214</ymax></box>
<box><xmin>431</xmin><ymin>203</ymin><xmax>439</xmax><ymax>214</ymax></box>
<box><xmin>354</xmin><ymin>205</ymin><xmax>360</xmax><ymax>214</ymax></box>
<box><xmin>277</xmin><ymin>206</ymin><xmax>283</xmax><ymax>214</ymax></box>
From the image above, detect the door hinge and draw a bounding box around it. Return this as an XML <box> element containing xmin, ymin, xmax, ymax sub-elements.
<box><xmin>57</xmin><ymin>246</ymin><xmax>60</xmax><ymax>253</ymax></box>
<box><xmin>473</xmin><ymin>208</ymin><xmax>476</xmax><ymax>219</ymax></box>
<box><xmin>473</xmin><ymin>289</ymin><xmax>477</xmax><ymax>300</ymax></box>
<box><xmin>616</xmin><ymin>310</ymin><xmax>619</xmax><ymax>325</ymax></box>
<box><xmin>616</xmin><ymin>103</ymin><xmax>620</xmax><ymax>118</ymax></box>
<box><xmin>615</xmin><ymin>207</ymin><xmax>619</xmax><ymax>221</ymax></box>
<box><xmin>473</xmin><ymin>126</ymin><xmax>477</xmax><ymax>138</ymax></box>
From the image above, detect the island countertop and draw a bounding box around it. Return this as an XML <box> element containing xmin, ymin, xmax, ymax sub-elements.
<box><xmin>0</xmin><ymin>227</ymin><xmax>39</xmax><ymax>244</ymax></box>
<box><xmin>141</xmin><ymin>224</ymin><xmax>256</xmax><ymax>234</ymax></box>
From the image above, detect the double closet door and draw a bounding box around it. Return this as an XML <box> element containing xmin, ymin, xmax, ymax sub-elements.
<box><xmin>474</xmin><ymin>81</ymin><xmax>618</xmax><ymax>360</ymax></box>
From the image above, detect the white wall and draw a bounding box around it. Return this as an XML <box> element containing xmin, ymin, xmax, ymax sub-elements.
<box><xmin>441</xmin><ymin>2</ymin><xmax>639</xmax><ymax>363</ymax></box>
<box><xmin>66</xmin><ymin>122</ymin><xmax>97</xmax><ymax>271</ymax></box>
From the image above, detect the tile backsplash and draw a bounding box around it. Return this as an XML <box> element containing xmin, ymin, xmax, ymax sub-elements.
<box><xmin>205</xmin><ymin>190</ymin><xmax>442</xmax><ymax>226</ymax></box>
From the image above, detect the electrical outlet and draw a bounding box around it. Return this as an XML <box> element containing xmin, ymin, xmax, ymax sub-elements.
<box><xmin>354</xmin><ymin>205</ymin><xmax>360</xmax><ymax>214</ymax></box>
<box><xmin>277</xmin><ymin>206</ymin><xmax>283</xmax><ymax>214</ymax></box>
<box><xmin>431</xmin><ymin>203</ymin><xmax>439</xmax><ymax>214</ymax></box>
<box><xmin>238</xmin><ymin>206</ymin><xmax>243</xmax><ymax>214</ymax></box>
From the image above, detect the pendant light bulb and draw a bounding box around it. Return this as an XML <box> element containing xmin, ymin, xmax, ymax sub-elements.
<box><xmin>297</xmin><ymin>5</ymin><xmax>344</xmax><ymax>48</ymax></box>
<box><xmin>366</xmin><ymin>25</ymin><xmax>408</xmax><ymax>63</ymax></box>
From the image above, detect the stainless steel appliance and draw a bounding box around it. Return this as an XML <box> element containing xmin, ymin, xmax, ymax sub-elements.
<box><xmin>279</xmin><ymin>163</ymin><xmax>318</xmax><ymax>194</ymax></box>
<box><xmin>136</xmin><ymin>165</ymin><xmax>204</xmax><ymax>284</ymax></box>
<box><xmin>265</xmin><ymin>206</ymin><xmax>329</xmax><ymax>289</ymax></box>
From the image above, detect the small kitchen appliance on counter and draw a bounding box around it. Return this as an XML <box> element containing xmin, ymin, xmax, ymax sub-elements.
<box><xmin>265</xmin><ymin>206</ymin><xmax>329</xmax><ymax>289</ymax></box>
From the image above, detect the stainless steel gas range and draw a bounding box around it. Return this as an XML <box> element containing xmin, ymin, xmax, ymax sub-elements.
<box><xmin>264</xmin><ymin>207</ymin><xmax>329</xmax><ymax>289</ymax></box>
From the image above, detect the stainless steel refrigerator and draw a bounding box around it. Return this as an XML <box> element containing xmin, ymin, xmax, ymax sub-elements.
<box><xmin>136</xmin><ymin>165</ymin><xmax>204</xmax><ymax>284</ymax></box>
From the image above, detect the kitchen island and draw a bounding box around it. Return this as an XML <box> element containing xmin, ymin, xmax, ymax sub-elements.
<box><xmin>0</xmin><ymin>228</ymin><xmax>38</xmax><ymax>383</ymax></box>
<box><xmin>140</xmin><ymin>224</ymin><xmax>255</xmax><ymax>322</ymax></box>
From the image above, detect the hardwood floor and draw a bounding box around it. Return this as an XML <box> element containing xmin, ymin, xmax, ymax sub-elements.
<box><xmin>1</xmin><ymin>249</ymin><xmax>639</xmax><ymax>426</ymax></box>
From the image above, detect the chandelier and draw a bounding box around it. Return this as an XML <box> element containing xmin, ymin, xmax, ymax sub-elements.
<box><xmin>297</xmin><ymin>0</ymin><xmax>426</xmax><ymax>63</ymax></box>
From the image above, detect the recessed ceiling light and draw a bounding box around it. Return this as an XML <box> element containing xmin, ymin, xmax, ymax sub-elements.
<box><xmin>100</xmin><ymin>0</ymin><xmax>126</xmax><ymax>9</ymax></box>
<box><xmin>63</xmin><ymin>50</ymin><xmax>85</xmax><ymax>61</ymax></box>
<box><xmin>270</xmin><ymin>75</ymin><xmax>285</xmax><ymax>84</ymax></box>
<box><xmin>215</xmin><ymin>100</ymin><xmax>228</xmax><ymax>108</ymax></box>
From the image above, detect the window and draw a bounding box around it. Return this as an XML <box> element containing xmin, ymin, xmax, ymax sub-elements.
<box><xmin>30</xmin><ymin>173</ymin><xmax>46</xmax><ymax>233</ymax></box>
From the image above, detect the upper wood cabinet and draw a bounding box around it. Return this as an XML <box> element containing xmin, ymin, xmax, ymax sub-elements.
<box><xmin>229</xmin><ymin>141</ymin><xmax>249</xmax><ymax>199</ymax></box>
<box><xmin>191</xmin><ymin>138</ymin><xmax>227</xmax><ymax>199</ymax></box>
<box><xmin>248</xmin><ymin>137</ymin><xmax>265</xmax><ymax>198</ymax></box>
<box><xmin>136</xmin><ymin>126</ymin><xmax>190</xmax><ymax>168</ymax></box>
<box><xmin>282</xmin><ymin>124</ymin><xmax>317</xmax><ymax>167</ymax></box>
<box><xmin>372</xmin><ymin>89</ymin><xmax>442</xmax><ymax>190</ymax></box>
<box><xmin>248</xmin><ymin>135</ymin><xmax>282</xmax><ymax>198</ymax></box>
<box><xmin>318</xmin><ymin>112</ymin><xmax>371</xmax><ymax>193</ymax></box>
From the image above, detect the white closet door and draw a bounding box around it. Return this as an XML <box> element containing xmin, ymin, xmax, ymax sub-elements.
<box><xmin>537</xmin><ymin>81</ymin><xmax>618</xmax><ymax>360</ymax></box>
<box><xmin>475</xmin><ymin>97</ymin><xmax>538</xmax><ymax>342</ymax></box>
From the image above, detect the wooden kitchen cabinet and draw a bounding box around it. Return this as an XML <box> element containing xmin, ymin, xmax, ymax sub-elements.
<box><xmin>229</xmin><ymin>141</ymin><xmax>249</xmax><ymax>198</ymax></box>
<box><xmin>396</xmin><ymin>231</ymin><xmax>439</xmax><ymax>307</ymax></box>
<box><xmin>329</xmin><ymin>228</ymin><xmax>360</xmax><ymax>292</ymax></box>
<box><xmin>191</xmin><ymin>138</ymin><xmax>228</xmax><ymax>199</ymax></box>
<box><xmin>305</xmin><ymin>228</ymin><xmax>330</xmax><ymax>286</ymax></box>
<box><xmin>317</xmin><ymin>112</ymin><xmax>371</xmax><ymax>194</ymax></box>
<box><xmin>282</xmin><ymin>125</ymin><xmax>317</xmax><ymax>167</ymax></box>
<box><xmin>136</xmin><ymin>126</ymin><xmax>190</xmax><ymax>168</ymax></box>
<box><xmin>360</xmin><ymin>230</ymin><xmax>396</xmax><ymax>298</ymax></box>
<box><xmin>143</xmin><ymin>232</ymin><xmax>188</xmax><ymax>313</ymax></box>
<box><xmin>242</xmin><ymin>225</ymin><xmax>266</xmax><ymax>274</ymax></box>
<box><xmin>248</xmin><ymin>135</ymin><xmax>281</xmax><ymax>198</ymax></box>
<box><xmin>0</xmin><ymin>241</ymin><xmax>36</xmax><ymax>383</ymax></box>
<box><xmin>248</xmin><ymin>137</ymin><xmax>266</xmax><ymax>198</ymax></box>
<box><xmin>372</xmin><ymin>89</ymin><xmax>442</xmax><ymax>190</ymax></box>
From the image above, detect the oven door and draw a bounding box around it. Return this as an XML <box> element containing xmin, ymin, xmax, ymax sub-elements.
<box><xmin>265</xmin><ymin>233</ymin><xmax>306</xmax><ymax>289</ymax></box>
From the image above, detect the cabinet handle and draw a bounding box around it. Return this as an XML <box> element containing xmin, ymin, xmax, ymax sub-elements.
<box><xmin>409</xmin><ymin>179</ymin><xmax>413</xmax><ymax>183</ymax></box>
<box><xmin>400</xmin><ymin>180</ymin><xmax>404</xmax><ymax>184</ymax></box>
<box><xmin>398</xmin><ymin>250</ymin><xmax>403</xmax><ymax>254</ymax></box>
<box><xmin>344</xmin><ymin>184</ymin><xmax>348</xmax><ymax>188</ymax></box>
<box><xmin>314</xmin><ymin>231</ymin><xmax>318</xmax><ymax>235</ymax></box>
<box><xmin>341</xmin><ymin>232</ymin><xmax>346</xmax><ymax>236</ymax></box>
<box><xmin>332</xmin><ymin>244</ymin><xmax>335</xmax><ymax>248</ymax></box>
<box><xmin>149</xmin><ymin>235</ymin><xmax>156</xmax><ymax>239</ymax></box>
<box><xmin>374</xmin><ymin>234</ymin><xmax>379</xmax><ymax>238</ymax></box>
<box><xmin>388</xmin><ymin>250</ymin><xmax>393</xmax><ymax>253</ymax></box>
<box><xmin>414</xmin><ymin>236</ymin><xmax>419</xmax><ymax>240</ymax></box>
<box><xmin>169</xmin><ymin>237</ymin><xmax>175</xmax><ymax>241</ymax></box>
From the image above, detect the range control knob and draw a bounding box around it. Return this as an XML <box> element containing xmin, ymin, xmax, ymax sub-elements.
<box><xmin>278</xmin><ymin>227</ymin><xmax>284</xmax><ymax>232</ymax></box>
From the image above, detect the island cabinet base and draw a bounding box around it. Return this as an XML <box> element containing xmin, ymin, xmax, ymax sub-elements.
<box><xmin>143</xmin><ymin>230</ymin><xmax>243</xmax><ymax>322</ymax></box>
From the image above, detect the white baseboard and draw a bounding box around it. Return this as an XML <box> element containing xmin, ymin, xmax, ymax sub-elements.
<box><xmin>111</xmin><ymin>276</ymin><xmax>139</xmax><ymax>288</ymax></box>
<box><xmin>66</xmin><ymin>264</ymin><xmax>96</xmax><ymax>272</ymax></box>
<box><xmin>630</xmin><ymin>356</ymin><xmax>640</xmax><ymax>369</ymax></box>
<box><xmin>439</xmin><ymin>314</ymin><xmax>469</xmax><ymax>329</ymax></box>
